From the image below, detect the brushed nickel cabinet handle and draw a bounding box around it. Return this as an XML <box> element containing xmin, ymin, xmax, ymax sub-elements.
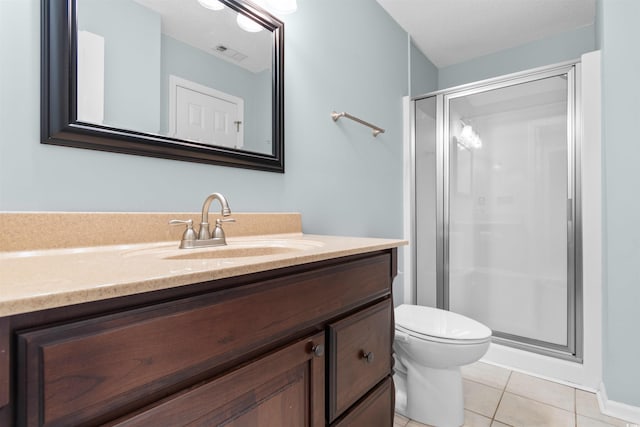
<box><xmin>362</xmin><ymin>351</ymin><xmax>374</xmax><ymax>364</ymax></box>
<box><xmin>310</xmin><ymin>343</ymin><xmax>324</xmax><ymax>357</ymax></box>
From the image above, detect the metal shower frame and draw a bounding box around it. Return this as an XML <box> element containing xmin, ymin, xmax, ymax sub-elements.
<box><xmin>410</xmin><ymin>60</ymin><xmax>584</xmax><ymax>362</ymax></box>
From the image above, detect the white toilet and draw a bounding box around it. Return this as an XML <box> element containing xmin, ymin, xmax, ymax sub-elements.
<box><xmin>394</xmin><ymin>304</ymin><xmax>492</xmax><ymax>427</ymax></box>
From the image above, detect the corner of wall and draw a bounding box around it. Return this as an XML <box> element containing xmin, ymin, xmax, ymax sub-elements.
<box><xmin>598</xmin><ymin>382</ymin><xmax>640</xmax><ymax>425</ymax></box>
<box><xmin>595</xmin><ymin>0</ymin><xmax>603</xmax><ymax>50</ymax></box>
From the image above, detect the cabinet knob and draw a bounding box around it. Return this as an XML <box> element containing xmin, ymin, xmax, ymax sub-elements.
<box><xmin>362</xmin><ymin>351</ymin><xmax>374</xmax><ymax>364</ymax></box>
<box><xmin>310</xmin><ymin>343</ymin><xmax>324</xmax><ymax>357</ymax></box>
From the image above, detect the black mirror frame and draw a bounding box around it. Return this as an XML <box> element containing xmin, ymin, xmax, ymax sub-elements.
<box><xmin>41</xmin><ymin>0</ymin><xmax>285</xmax><ymax>173</ymax></box>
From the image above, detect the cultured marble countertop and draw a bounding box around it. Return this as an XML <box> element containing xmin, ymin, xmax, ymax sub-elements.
<box><xmin>0</xmin><ymin>233</ymin><xmax>405</xmax><ymax>317</ymax></box>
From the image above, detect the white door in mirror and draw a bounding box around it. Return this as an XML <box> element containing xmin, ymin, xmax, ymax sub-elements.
<box><xmin>170</xmin><ymin>75</ymin><xmax>244</xmax><ymax>149</ymax></box>
<box><xmin>77</xmin><ymin>31</ymin><xmax>105</xmax><ymax>125</ymax></box>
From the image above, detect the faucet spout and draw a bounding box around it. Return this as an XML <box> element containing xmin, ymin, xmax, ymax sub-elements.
<box><xmin>199</xmin><ymin>192</ymin><xmax>232</xmax><ymax>240</ymax></box>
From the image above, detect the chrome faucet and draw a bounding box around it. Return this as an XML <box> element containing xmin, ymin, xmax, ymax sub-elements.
<box><xmin>169</xmin><ymin>192</ymin><xmax>235</xmax><ymax>249</ymax></box>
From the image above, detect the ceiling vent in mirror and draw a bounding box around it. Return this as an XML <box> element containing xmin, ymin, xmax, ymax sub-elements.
<box><xmin>214</xmin><ymin>44</ymin><xmax>248</xmax><ymax>62</ymax></box>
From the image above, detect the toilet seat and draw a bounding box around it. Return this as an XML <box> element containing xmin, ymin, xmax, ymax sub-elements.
<box><xmin>395</xmin><ymin>304</ymin><xmax>492</xmax><ymax>344</ymax></box>
<box><xmin>395</xmin><ymin>324</ymin><xmax>489</xmax><ymax>345</ymax></box>
<box><xmin>393</xmin><ymin>304</ymin><xmax>492</xmax><ymax>426</ymax></box>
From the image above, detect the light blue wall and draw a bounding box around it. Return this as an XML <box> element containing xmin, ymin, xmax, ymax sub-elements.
<box><xmin>78</xmin><ymin>0</ymin><xmax>161</xmax><ymax>134</ymax></box>
<box><xmin>159</xmin><ymin>35</ymin><xmax>271</xmax><ymax>153</ymax></box>
<box><xmin>410</xmin><ymin>40</ymin><xmax>438</xmax><ymax>97</ymax></box>
<box><xmin>438</xmin><ymin>24</ymin><xmax>596</xmax><ymax>89</ymax></box>
<box><xmin>599</xmin><ymin>0</ymin><xmax>640</xmax><ymax>408</ymax></box>
<box><xmin>0</xmin><ymin>0</ymin><xmax>415</xmax><ymax>242</ymax></box>
<box><xmin>283</xmin><ymin>0</ymin><xmax>410</xmax><ymax>239</ymax></box>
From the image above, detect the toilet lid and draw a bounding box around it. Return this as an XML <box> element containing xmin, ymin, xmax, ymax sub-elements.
<box><xmin>395</xmin><ymin>304</ymin><xmax>492</xmax><ymax>341</ymax></box>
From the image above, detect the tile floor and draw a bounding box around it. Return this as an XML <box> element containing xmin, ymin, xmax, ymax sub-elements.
<box><xmin>393</xmin><ymin>361</ymin><xmax>638</xmax><ymax>427</ymax></box>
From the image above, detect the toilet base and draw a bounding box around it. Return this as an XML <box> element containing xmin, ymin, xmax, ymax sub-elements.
<box><xmin>394</xmin><ymin>369</ymin><xmax>408</xmax><ymax>415</ymax></box>
<box><xmin>395</xmin><ymin>361</ymin><xmax>464</xmax><ymax>427</ymax></box>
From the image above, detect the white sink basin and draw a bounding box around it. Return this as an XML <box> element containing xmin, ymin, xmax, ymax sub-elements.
<box><xmin>123</xmin><ymin>238</ymin><xmax>324</xmax><ymax>260</ymax></box>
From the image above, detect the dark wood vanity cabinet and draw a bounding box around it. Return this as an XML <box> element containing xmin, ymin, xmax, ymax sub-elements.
<box><xmin>108</xmin><ymin>332</ymin><xmax>326</xmax><ymax>427</ymax></box>
<box><xmin>328</xmin><ymin>301</ymin><xmax>392</xmax><ymax>423</ymax></box>
<box><xmin>0</xmin><ymin>249</ymin><xmax>397</xmax><ymax>426</ymax></box>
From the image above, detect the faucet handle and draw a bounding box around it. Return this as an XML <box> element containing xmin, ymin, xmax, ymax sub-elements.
<box><xmin>169</xmin><ymin>219</ymin><xmax>198</xmax><ymax>246</ymax></box>
<box><xmin>169</xmin><ymin>219</ymin><xmax>192</xmax><ymax>225</ymax></box>
<box><xmin>213</xmin><ymin>218</ymin><xmax>235</xmax><ymax>240</ymax></box>
<box><xmin>216</xmin><ymin>218</ymin><xmax>236</xmax><ymax>224</ymax></box>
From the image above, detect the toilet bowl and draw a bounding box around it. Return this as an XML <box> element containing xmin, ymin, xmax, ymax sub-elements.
<box><xmin>393</xmin><ymin>304</ymin><xmax>492</xmax><ymax>427</ymax></box>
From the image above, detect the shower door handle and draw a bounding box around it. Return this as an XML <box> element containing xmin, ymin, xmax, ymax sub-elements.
<box><xmin>567</xmin><ymin>198</ymin><xmax>574</xmax><ymax>253</ymax></box>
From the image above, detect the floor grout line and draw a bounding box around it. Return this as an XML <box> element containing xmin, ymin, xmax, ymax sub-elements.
<box><xmin>575</xmin><ymin>387</ymin><xmax>578</xmax><ymax>427</ymax></box>
<box><xmin>491</xmin><ymin>370</ymin><xmax>512</xmax><ymax>422</ymax></box>
<box><xmin>400</xmin><ymin>362</ymin><xmax>637</xmax><ymax>427</ymax></box>
<box><xmin>499</xmin><ymin>370</ymin><xmax>581</xmax><ymax>416</ymax></box>
<box><xmin>462</xmin><ymin>376</ymin><xmax>509</xmax><ymax>392</ymax></box>
<box><xmin>502</xmin><ymin>389</ymin><xmax>578</xmax><ymax>415</ymax></box>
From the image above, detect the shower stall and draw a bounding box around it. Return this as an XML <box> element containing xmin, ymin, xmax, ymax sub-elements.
<box><xmin>412</xmin><ymin>62</ymin><xmax>582</xmax><ymax>361</ymax></box>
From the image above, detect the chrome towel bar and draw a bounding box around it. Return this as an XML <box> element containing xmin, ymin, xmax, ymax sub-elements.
<box><xmin>331</xmin><ymin>111</ymin><xmax>385</xmax><ymax>137</ymax></box>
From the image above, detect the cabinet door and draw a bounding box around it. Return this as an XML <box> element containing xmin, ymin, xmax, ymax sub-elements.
<box><xmin>332</xmin><ymin>378</ymin><xmax>393</xmax><ymax>427</ymax></box>
<box><xmin>328</xmin><ymin>299</ymin><xmax>392</xmax><ymax>421</ymax></box>
<box><xmin>111</xmin><ymin>332</ymin><xmax>325</xmax><ymax>427</ymax></box>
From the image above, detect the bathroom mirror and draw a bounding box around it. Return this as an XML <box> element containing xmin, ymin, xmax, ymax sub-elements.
<box><xmin>42</xmin><ymin>0</ymin><xmax>284</xmax><ymax>172</ymax></box>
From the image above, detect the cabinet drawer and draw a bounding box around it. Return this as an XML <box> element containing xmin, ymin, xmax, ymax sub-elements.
<box><xmin>17</xmin><ymin>254</ymin><xmax>392</xmax><ymax>427</ymax></box>
<box><xmin>328</xmin><ymin>299</ymin><xmax>392</xmax><ymax>421</ymax></box>
<box><xmin>332</xmin><ymin>377</ymin><xmax>393</xmax><ymax>427</ymax></box>
<box><xmin>110</xmin><ymin>332</ymin><xmax>325</xmax><ymax>427</ymax></box>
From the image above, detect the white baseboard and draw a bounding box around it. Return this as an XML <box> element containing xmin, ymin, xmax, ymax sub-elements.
<box><xmin>598</xmin><ymin>382</ymin><xmax>640</xmax><ymax>425</ymax></box>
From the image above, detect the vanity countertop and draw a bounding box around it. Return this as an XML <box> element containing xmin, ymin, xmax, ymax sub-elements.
<box><xmin>0</xmin><ymin>232</ymin><xmax>405</xmax><ymax>317</ymax></box>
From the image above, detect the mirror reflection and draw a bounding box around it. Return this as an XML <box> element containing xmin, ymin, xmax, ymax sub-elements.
<box><xmin>76</xmin><ymin>0</ymin><xmax>273</xmax><ymax>154</ymax></box>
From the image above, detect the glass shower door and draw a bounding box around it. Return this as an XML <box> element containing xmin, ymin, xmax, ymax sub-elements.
<box><xmin>445</xmin><ymin>72</ymin><xmax>577</xmax><ymax>355</ymax></box>
<box><xmin>415</xmin><ymin>96</ymin><xmax>439</xmax><ymax>308</ymax></box>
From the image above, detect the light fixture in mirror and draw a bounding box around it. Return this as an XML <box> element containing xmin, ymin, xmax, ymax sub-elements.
<box><xmin>198</xmin><ymin>0</ymin><xmax>225</xmax><ymax>10</ymax></box>
<box><xmin>41</xmin><ymin>0</ymin><xmax>285</xmax><ymax>172</ymax></box>
<box><xmin>265</xmin><ymin>0</ymin><xmax>297</xmax><ymax>15</ymax></box>
<box><xmin>237</xmin><ymin>13</ymin><xmax>264</xmax><ymax>32</ymax></box>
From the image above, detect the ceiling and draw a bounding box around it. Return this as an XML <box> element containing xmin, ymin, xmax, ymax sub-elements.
<box><xmin>133</xmin><ymin>0</ymin><xmax>272</xmax><ymax>73</ymax></box>
<box><xmin>376</xmin><ymin>0</ymin><xmax>596</xmax><ymax>68</ymax></box>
